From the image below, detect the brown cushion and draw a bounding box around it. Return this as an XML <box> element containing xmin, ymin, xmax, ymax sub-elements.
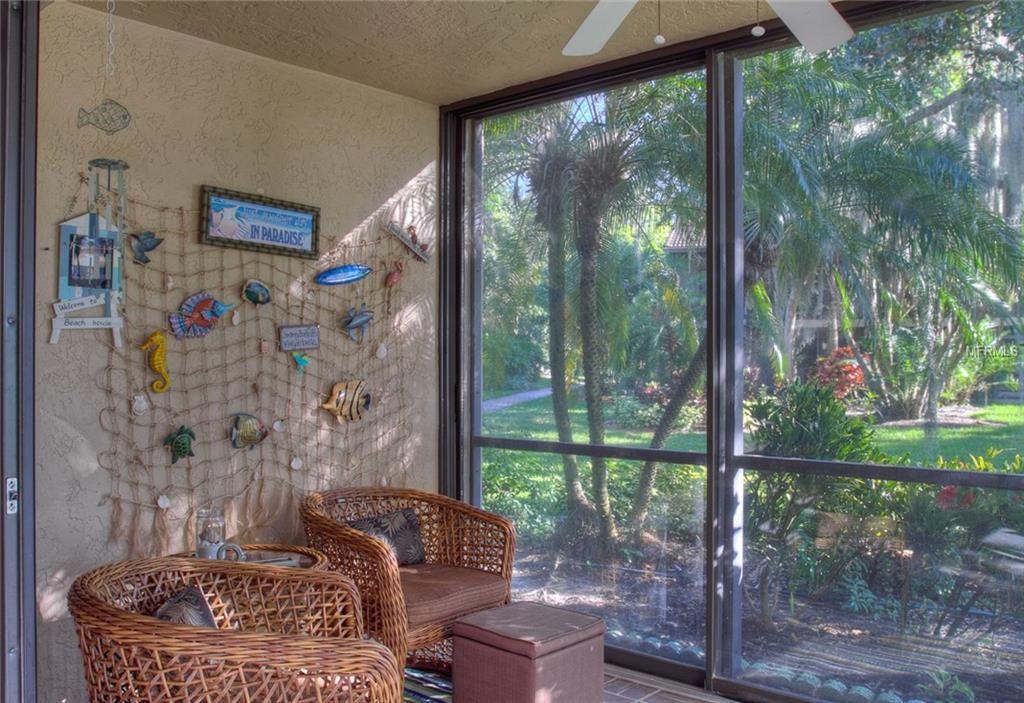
<box><xmin>454</xmin><ymin>601</ymin><xmax>604</xmax><ymax>659</ymax></box>
<box><xmin>400</xmin><ymin>563</ymin><xmax>507</xmax><ymax>627</ymax></box>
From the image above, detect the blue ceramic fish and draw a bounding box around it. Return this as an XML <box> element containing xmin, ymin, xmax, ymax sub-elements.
<box><xmin>315</xmin><ymin>264</ymin><xmax>372</xmax><ymax>286</ymax></box>
<box><xmin>242</xmin><ymin>279</ymin><xmax>271</xmax><ymax>305</ymax></box>
<box><xmin>129</xmin><ymin>231</ymin><xmax>163</xmax><ymax>264</ymax></box>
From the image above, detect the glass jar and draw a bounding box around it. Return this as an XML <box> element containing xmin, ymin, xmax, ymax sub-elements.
<box><xmin>195</xmin><ymin>506</ymin><xmax>226</xmax><ymax>559</ymax></box>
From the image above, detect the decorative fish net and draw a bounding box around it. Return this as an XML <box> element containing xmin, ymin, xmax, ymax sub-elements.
<box><xmin>60</xmin><ymin>172</ymin><xmax>435</xmax><ymax>556</ymax></box>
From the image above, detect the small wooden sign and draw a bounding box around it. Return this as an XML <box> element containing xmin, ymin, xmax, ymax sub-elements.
<box><xmin>278</xmin><ymin>324</ymin><xmax>320</xmax><ymax>351</ymax></box>
<box><xmin>53</xmin><ymin>291</ymin><xmax>123</xmax><ymax>315</ymax></box>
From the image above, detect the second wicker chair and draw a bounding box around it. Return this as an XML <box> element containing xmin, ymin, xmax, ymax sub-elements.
<box><xmin>301</xmin><ymin>487</ymin><xmax>516</xmax><ymax>671</ymax></box>
<box><xmin>69</xmin><ymin>557</ymin><xmax>402</xmax><ymax>702</ymax></box>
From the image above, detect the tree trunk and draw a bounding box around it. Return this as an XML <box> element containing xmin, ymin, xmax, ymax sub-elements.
<box><xmin>575</xmin><ymin>212</ymin><xmax>618</xmax><ymax>551</ymax></box>
<box><xmin>546</xmin><ymin>211</ymin><xmax>594</xmax><ymax>519</ymax></box>
<box><xmin>577</xmin><ymin>240</ymin><xmax>614</xmax><ymax>548</ymax></box>
<box><xmin>627</xmin><ymin>335</ymin><xmax>707</xmax><ymax>528</ymax></box>
<box><xmin>1000</xmin><ymin>86</ymin><xmax>1024</xmax><ymax>228</ymax></box>
<box><xmin>531</xmin><ymin>144</ymin><xmax>595</xmax><ymax>525</ymax></box>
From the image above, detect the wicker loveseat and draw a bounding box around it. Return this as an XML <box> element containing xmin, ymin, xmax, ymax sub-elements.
<box><xmin>301</xmin><ymin>488</ymin><xmax>516</xmax><ymax>671</ymax></box>
<box><xmin>68</xmin><ymin>557</ymin><xmax>402</xmax><ymax>702</ymax></box>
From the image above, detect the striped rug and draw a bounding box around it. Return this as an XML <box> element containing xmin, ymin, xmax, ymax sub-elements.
<box><xmin>403</xmin><ymin>668</ymin><xmax>453</xmax><ymax>703</ymax></box>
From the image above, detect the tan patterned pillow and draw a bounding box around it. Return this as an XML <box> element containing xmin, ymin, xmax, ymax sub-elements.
<box><xmin>349</xmin><ymin>508</ymin><xmax>426</xmax><ymax>565</ymax></box>
<box><xmin>154</xmin><ymin>584</ymin><xmax>217</xmax><ymax>628</ymax></box>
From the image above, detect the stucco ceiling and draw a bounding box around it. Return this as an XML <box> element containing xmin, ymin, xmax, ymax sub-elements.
<box><xmin>74</xmin><ymin>0</ymin><xmax>762</xmax><ymax>105</ymax></box>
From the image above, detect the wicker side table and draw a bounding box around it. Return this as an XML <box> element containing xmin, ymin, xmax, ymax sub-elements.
<box><xmin>173</xmin><ymin>543</ymin><xmax>329</xmax><ymax>570</ymax></box>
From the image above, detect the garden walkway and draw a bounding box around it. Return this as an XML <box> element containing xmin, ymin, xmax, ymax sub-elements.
<box><xmin>482</xmin><ymin>387</ymin><xmax>553</xmax><ymax>413</ymax></box>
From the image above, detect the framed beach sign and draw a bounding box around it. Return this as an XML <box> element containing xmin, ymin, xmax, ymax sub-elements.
<box><xmin>200</xmin><ymin>185</ymin><xmax>319</xmax><ymax>259</ymax></box>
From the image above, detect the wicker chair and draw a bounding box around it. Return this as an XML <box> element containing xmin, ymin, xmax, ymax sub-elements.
<box><xmin>301</xmin><ymin>488</ymin><xmax>516</xmax><ymax>671</ymax></box>
<box><xmin>68</xmin><ymin>557</ymin><xmax>402</xmax><ymax>702</ymax></box>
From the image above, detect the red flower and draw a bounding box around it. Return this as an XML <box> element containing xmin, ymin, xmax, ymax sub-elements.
<box><xmin>936</xmin><ymin>485</ymin><xmax>958</xmax><ymax>510</ymax></box>
<box><xmin>960</xmin><ymin>491</ymin><xmax>976</xmax><ymax>508</ymax></box>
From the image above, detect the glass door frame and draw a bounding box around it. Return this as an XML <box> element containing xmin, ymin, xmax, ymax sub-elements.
<box><xmin>438</xmin><ymin>2</ymin><xmax>961</xmax><ymax>697</ymax></box>
<box><xmin>1</xmin><ymin>2</ymin><xmax>39</xmax><ymax>701</ymax></box>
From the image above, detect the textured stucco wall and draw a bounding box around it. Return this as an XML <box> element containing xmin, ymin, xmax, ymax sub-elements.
<box><xmin>35</xmin><ymin>3</ymin><xmax>438</xmax><ymax>700</ymax></box>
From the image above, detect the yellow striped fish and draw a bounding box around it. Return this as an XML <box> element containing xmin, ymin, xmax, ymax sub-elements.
<box><xmin>321</xmin><ymin>380</ymin><xmax>371</xmax><ymax>423</ymax></box>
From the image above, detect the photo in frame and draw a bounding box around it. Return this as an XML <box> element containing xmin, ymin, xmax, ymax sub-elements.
<box><xmin>199</xmin><ymin>185</ymin><xmax>319</xmax><ymax>259</ymax></box>
<box><xmin>59</xmin><ymin>212</ymin><xmax>122</xmax><ymax>301</ymax></box>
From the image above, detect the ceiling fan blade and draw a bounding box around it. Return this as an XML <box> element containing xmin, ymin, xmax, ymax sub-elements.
<box><xmin>562</xmin><ymin>0</ymin><xmax>640</xmax><ymax>56</ymax></box>
<box><xmin>766</xmin><ymin>0</ymin><xmax>854</xmax><ymax>55</ymax></box>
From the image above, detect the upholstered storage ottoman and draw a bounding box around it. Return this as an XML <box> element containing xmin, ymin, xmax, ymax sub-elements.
<box><xmin>453</xmin><ymin>601</ymin><xmax>605</xmax><ymax>703</ymax></box>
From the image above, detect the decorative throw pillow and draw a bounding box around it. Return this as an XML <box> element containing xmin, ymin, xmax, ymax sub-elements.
<box><xmin>348</xmin><ymin>508</ymin><xmax>425</xmax><ymax>565</ymax></box>
<box><xmin>154</xmin><ymin>584</ymin><xmax>217</xmax><ymax>628</ymax></box>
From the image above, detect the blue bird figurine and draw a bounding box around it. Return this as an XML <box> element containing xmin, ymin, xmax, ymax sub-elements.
<box><xmin>129</xmin><ymin>231</ymin><xmax>163</xmax><ymax>264</ymax></box>
<box><xmin>292</xmin><ymin>352</ymin><xmax>310</xmax><ymax>376</ymax></box>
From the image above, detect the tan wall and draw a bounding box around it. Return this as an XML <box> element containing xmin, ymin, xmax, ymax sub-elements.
<box><xmin>35</xmin><ymin>3</ymin><xmax>438</xmax><ymax>699</ymax></box>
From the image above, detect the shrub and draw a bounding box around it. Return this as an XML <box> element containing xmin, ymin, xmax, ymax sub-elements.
<box><xmin>606</xmin><ymin>395</ymin><xmax>664</xmax><ymax>428</ymax></box>
<box><xmin>812</xmin><ymin>346</ymin><xmax>867</xmax><ymax>399</ymax></box>
<box><xmin>606</xmin><ymin>394</ymin><xmax>703</xmax><ymax>431</ymax></box>
<box><xmin>749</xmin><ymin>381</ymin><xmax>882</xmax><ymax>462</ymax></box>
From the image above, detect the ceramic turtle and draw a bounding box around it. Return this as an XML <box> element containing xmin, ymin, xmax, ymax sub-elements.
<box><xmin>164</xmin><ymin>426</ymin><xmax>196</xmax><ymax>464</ymax></box>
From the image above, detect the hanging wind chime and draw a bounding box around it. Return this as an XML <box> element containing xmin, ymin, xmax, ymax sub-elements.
<box><xmin>51</xmin><ymin>1</ymin><xmax>131</xmax><ymax>348</ymax></box>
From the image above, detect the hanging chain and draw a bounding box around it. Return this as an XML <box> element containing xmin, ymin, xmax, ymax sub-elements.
<box><xmin>105</xmin><ymin>0</ymin><xmax>116</xmax><ymax>77</ymax></box>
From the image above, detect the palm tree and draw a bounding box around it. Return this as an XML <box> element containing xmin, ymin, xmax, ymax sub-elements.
<box><xmin>527</xmin><ymin>113</ymin><xmax>596</xmax><ymax>531</ymax></box>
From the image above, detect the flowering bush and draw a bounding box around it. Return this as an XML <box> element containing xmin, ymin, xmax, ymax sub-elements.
<box><xmin>935</xmin><ymin>485</ymin><xmax>976</xmax><ymax>510</ymax></box>
<box><xmin>812</xmin><ymin>346</ymin><xmax>867</xmax><ymax>399</ymax></box>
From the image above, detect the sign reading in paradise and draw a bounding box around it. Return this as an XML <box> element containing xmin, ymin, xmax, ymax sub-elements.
<box><xmin>200</xmin><ymin>185</ymin><xmax>320</xmax><ymax>259</ymax></box>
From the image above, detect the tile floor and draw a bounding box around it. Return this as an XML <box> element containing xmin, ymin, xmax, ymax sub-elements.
<box><xmin>604</xmin><ymin>666</ymin><xmax>731</xmax><ymax>703</ymax></box>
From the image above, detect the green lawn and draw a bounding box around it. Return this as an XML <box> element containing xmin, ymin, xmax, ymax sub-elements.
<box><xmin>874</xmin><ymin>404</ymin><xmax>1024</xmax><ymax>464</ymax></box>
<box><xmin>482</xmin><ymin>394</ymin><xmax>1024</xmax><ymax>465</ymax></box>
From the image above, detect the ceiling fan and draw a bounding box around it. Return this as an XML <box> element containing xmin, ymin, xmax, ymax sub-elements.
<box><xmin>562</xmin><ymin>0</ymin><xmax>855</xmax><ymax>57</ymax></box>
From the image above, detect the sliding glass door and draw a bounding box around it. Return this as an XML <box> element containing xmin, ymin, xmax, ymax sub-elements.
<box><xmin>723</xmin><ymin>5</ymin><xmax>1024</xmax><ymax>702</ymax></box>
<box><xmin>452</xmin><ymin>2</ymin><xmax>1024</xmax><ymax>701</ymax></box>
<box><xmin>468</xmin><ymin>69</ymin><xmax>710</xmax><ymax>675</ymax></box>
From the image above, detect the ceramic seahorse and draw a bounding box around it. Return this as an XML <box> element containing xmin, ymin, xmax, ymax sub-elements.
<box><xmin>139</xmin><ymin>331</ymin><xmax>170</xmax><ymax>393</ymax></box>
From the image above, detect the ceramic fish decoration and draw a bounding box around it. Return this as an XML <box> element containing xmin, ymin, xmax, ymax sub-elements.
<box><xmin>168</xmin><ymin>291</ymin><xmax>233</xmax><ymax>339</ymax></box>
<box><xmin>77</xmin><ymin>99</ymin><xmax>132</xmax><ymax>135</ymax></box>
<box><xmin>128</xmin><ymin>231</ymin><xmax>163</xmax><ymax>264</ymax></box>
<box><xmin>229</xmin><ymin>413</ymin><xmax>268</xmax><ymax>450</ymax></box>
<box><xmin>321</xmin><ymin>380</ymin><xmax>371</xmax><ymax>424</ymax></box>
<box><xmin>315</xmin><ymin>264</ymin><xmax>372</xmax><ymax>286</ymax></box>
<box><xmin>340</xmin><ymin>303</ymin><xmax>374</xmax><ymax>343</ymax></box>
<box><xmin>164</xmin><ymin>426</ymin><xmax>196</xmax><ymax>464</ymax></box>
<box><xmin>292</xmin><ymin>352</ymin><xmax>310</xmax><ymax>376</ymax></box>
<box><xmin>242</xmin><ymin>279</ymin><xmax>271</xmax><ymax>305</ymax></box>
<box><xmin>139</xmin><ymin>330</ymin><xmax>171</xmax><ymax>393</ymax></box>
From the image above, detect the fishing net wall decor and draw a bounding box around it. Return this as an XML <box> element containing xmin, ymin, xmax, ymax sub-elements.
<box><xmin>61</xmin><ymin>173</ymin><xmax>436</xmax><ymax>557</ymax></box>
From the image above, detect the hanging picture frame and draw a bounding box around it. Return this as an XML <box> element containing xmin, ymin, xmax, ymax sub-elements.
<box><xmin>199</xmin><ymin>185</ymin><xmax>319</xmax><ymax>259</ymax></box>
<box><xmin>51</xmin><ymin>212</ymin><xmax>124</xmax><ymax>347</ymax></box>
